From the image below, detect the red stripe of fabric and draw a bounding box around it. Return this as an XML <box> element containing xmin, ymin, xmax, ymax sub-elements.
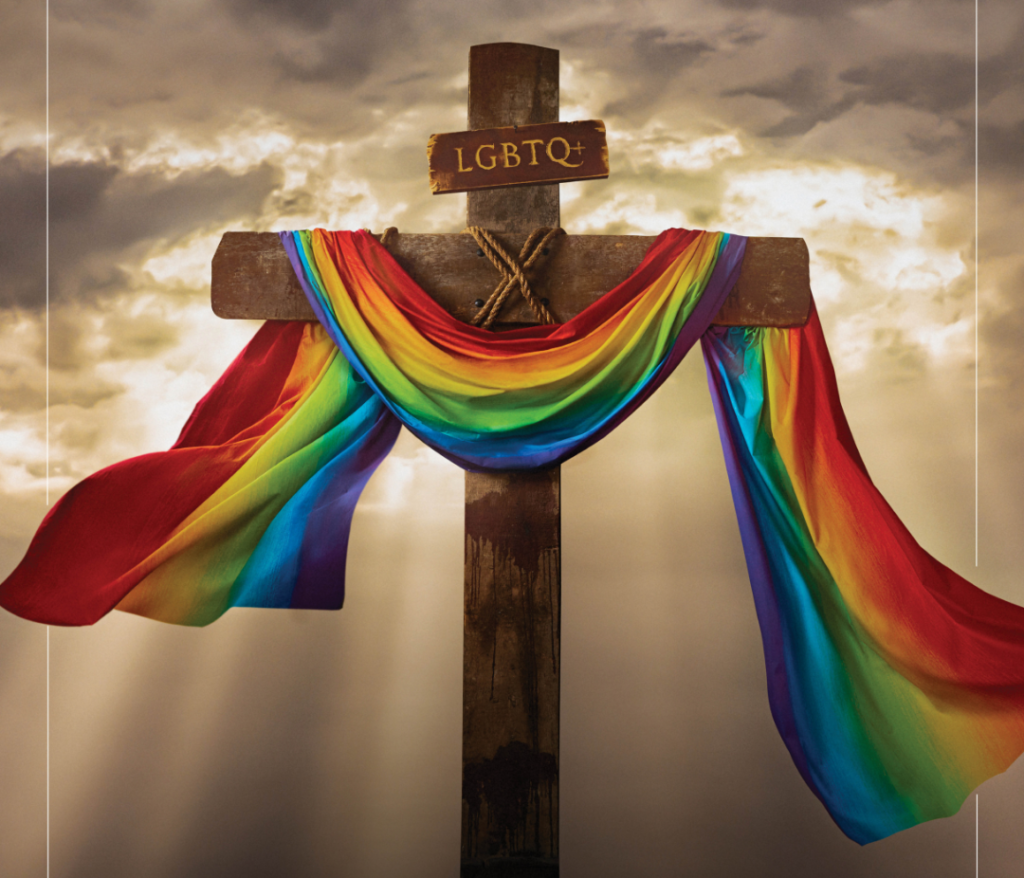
<box><xmin>320</xmin><ymin>228</ymin><xmax>701</xmax><ymax>354</ymax></box>
<box><xmin>0</xmin><ymin>321</ymin><xmax>319</xmax><ymax>625</ymax></box>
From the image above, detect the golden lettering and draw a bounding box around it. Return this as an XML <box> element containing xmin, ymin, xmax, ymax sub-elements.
<box><xmin>521</xmin><ymin>139</ymin><xmax>544</xmax><ymax>166</ymax></box>
<box><xmin>546</xmin><ymin>137</ymin><xmax>584</xmax><ymax>168</ymax></box>
<box><xmin>455</xmin><ymin>147</ymin><xmax>472</xmax><ymax>173</ymax></box>
<box><xmin>475</xmin><ymin>144</ymin><xmax>497</xmax><ymax>171</ymax></box>
<box><xmin>501</xmin><ymin>142</ymin><xmax>521</xmax><ymax>168</ymax></box>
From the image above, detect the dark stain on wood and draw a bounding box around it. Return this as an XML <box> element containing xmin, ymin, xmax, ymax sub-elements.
<box><xmin>463</xmin><ymin>742</ymin><xmax>558</xmax><ymax>858</ymax></box>
<box><xmin>463</xmin><ymin>469</ymin><xmax>560</xmax><ymax>866</ymax></box>
<box><xmin>460</xmin><ymin>856</ymin><xmax>559</xmax><ymax>878</ymax></box>
<box><xmin>466</xmin><ymin>471</ymin><xmax>559</xmax><ymax>577</ymax></box>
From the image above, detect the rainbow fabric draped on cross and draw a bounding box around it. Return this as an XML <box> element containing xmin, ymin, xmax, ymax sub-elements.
<box><xmin>3</xmin><ymin>227</ymin><xmax>1024</xmax><ymax>845</ymax></box>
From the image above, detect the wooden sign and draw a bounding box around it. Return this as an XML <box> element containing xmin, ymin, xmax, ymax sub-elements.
<box><xmin>427</xmin><ymin>119</ymin><xmax>609</xmax><ymax>194</ymax></box>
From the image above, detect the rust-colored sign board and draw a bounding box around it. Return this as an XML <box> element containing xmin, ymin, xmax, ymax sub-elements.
<box><xmin>427</xmin><ymin>119</ymin><xmax>609</xmax><ymax>195</ymax></box>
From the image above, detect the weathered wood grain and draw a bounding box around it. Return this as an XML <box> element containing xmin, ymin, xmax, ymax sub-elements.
<box><xmin>462</xmin><ymin>42</ymin><xmax>561</xmax><ymax>878</ymax></box>
<box><xmin>212</xmin><ymin>231</ymin><xmax>309</xmax><ymax>321</ymax></box>
<box><xmin>463</xmin><ymin>471</ymin><xmax>560</xmax><ymax>872</ymax></box>
<box><xmin>467</xmin><ymin>43</ymin><xmax>560</xmax><ymax>236</ymax></box>
<box><xmin>211</xmin><ymin>231</ymin><xmax>811</xmax><ymax>328</ymax></box>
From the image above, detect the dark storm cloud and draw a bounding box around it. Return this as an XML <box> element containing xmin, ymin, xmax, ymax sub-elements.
<box><xmin>721</xmin><ymin>66</ymin><xmax>857</xmax><ymax>137</ymax></box>
<box><xmin>0</xmin><ymin>151</ymin><xmax>49</xmax><ymax>310</ymax></box>
<box><xmin>983</xmin><ymin>265</ymin><xmax>1024</xmax><ymax>397</ymax></box>
<box><xmin>717</xmin><ymin>0</ymin><xmax>892</xmax><ymax>15</ymax></box>
<box><xmin>569</xmin><ymin>27</ymin><xmax>715</xmax><ymax>122</ymax></box>
<box><xmin>722</xmin><ymin>41</ymin><xmax>1016</xmax><ymax>143</ymax></box>
<box><xmin>722</xmin><ymin>64</ymin><xmax>824</xmax><ymax>110</ymax></box>
<box><xmin>981</xmin><ymin>119</ymin><xmax>1024</xmax><ymax>175</ymax></box>
<box><xmin>222</xmin><ymin>0</ymin><xmax>415</xmax><ymax>86</ymax></box>
<box><xmin>974</xmin><ymin>27</ymin><xmax>1024</xmax><ymax>176</ymax></box>
<box><xmin>273</xmin><ymin>50</ymin><xmax>375</xmax><ymax>87</ymax></box>
<box><xmin>51</xmin><ymin>0</ymin><xmax>149</xmax><ymax>25</ymax></box>
<box><xmin>725</xmin><ymin>21</ymin><xmax>1019</xmax><ymax>143</ymax></box>
<box><xmin>725</xmin><ymin>27</ymin><xmax>767</xmax><ymax>47</ymax></box>
<box><xmin>224</xmin><ymin>0</ymin><xmax>352</xmax><ymax>30</ymax></box>
<box><xmin>556</xmin><ymin>24</ymin><xmax>714</xmax><ymax>70</ymax></box>
<box><xmin>630</xmin><ymin>27</ymin><xmax>715</xmax><ymax>70</ymax></box>
<box><xmin>0</xmin><ymin>0</ymin><xmax>45</xmax><ymax>121</ymax></box>
<box><xmin>839</xmin><ymin>54</ymin><xmax>976</xmax><ymax>114</ymax></box>
<box><xmin>0</xmin><ymin>149</ymin><xmax>281</xmax><ymax>309</ymax></box>
<box><xmin>27</xmin><ymin>0</ymin><xmax>420</xmax><ymax>144</ymax></box>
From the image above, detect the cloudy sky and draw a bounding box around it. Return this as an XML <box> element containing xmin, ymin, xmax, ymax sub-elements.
<box><xmin>1</xmin><ymin>0</ymin><xmax>1023</xmax><ymax>875</ymax></box>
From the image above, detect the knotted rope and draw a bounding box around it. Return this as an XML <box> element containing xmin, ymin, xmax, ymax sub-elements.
<box><xmin>464</xmin><ymin>226</ymin><xmax>563</xmax><ymax>328</ymax></box>
<box><xmin>368</xmin><ymin>225</ymin><xmax>564</xmax><ymax>329</ymax></box>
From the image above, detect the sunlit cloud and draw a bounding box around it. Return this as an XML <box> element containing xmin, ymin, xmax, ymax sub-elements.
<box><xmin>111</xmin><ymin>115</ymin><xmax>421</xmax><ymax>240</ymax></box>
<box><xmin>660</xmin><ymin>134</ymin><xmax>744</xmax><ymax>171</ymax></box>
<box><xmin>0</xmin><ymin>115</ymin><xmax>46</xmax><ymax>154</ymax></box>
<box><xmin>719</xmin><ymin>164</ymin><xmax>941</xmax><ymax>236</ymax></box>
<box><xmin>613</xmin><ymin>126</ymin><xmax>744</xmax><ymax>173</ymax></box>
<box><xmin>0</xmin><ymin>421</ymin><xmax>46</xmax><ymax>495</ymax></box>
<box><xmin>50</xmin><ymin>135</ymin><xmax>114</xmax><ymax>166</ymax></box>
<box><xmin>125</xmin><ymin>127</ymin><xmax>297</xmax><ymax>179</ymax></box>
<box><xmin>566</xmin><ymin>190</ymin><xmax>689</xmax><ymax>234</ymax></box>
<box><xmin>142</xmin><ymin>232</ymin><xmax>226</xmax><ymax>289</ymax></box>
<box><xmin>912</xmin><ymin>316</ymin><xmax>973</xmax><ymax>361</ymax></box>
<box><xmin>0</xmin><ymin>297</ymin><xmax>261</xmax><ymax>516</ymax></box>
<box><xmin>357</xmin><ymin>434</ymin><xmax>462</xmax><ymax>514</ymax></box>
<box><xmin>561</xmin><ymin>60</ymin><xmax>626</xmax><ymax>123</ymax></box>
<box><xmin>860</xmin><ymin>242</ymin><xmax>964</xmax><ymax>292</ymax></box>
<box><xmin>715</xmin><ymin>161</ymin><xmax>970</xmax><ymax>372</ymax></box>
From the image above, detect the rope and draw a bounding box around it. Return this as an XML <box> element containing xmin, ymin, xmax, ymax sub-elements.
<box><xmin>365</xmin><ymin>225</ymin><xmax>564</xmax><ymax>328</ymax></box>
<box><xmin>464</xmin><ymin>226</ymin><xmax>564</xmax><ymax>328</ymax></box>
<box><xmin>362</xmin><ymin>227</ymin><xmax>399</xmax><ymax>247</ymax></box>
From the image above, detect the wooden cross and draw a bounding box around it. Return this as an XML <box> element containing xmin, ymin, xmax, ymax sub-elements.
<box><xmin>211</xmin><ymin>42</ymin><xmax>810</xmax><ymax>878</ymax></box>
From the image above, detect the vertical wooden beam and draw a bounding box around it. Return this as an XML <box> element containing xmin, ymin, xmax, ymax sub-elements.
<box><xmin>462</xmin><ymin>43</ymin><xmax>561</xmax><ymax>878</ymax></box>
<box><xmin>463</xmin><ymin>471</ymin><xmax>560</xmax><ymax>876</ymax></box>
<box><xmin>466</xmin><ymin>43</ymin><xmax>560</xmax><ymax>234</ymax></box>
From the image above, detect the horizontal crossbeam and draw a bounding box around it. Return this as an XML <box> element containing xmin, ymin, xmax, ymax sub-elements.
<box><xmin>211</xmin><ymin>231</ymin><xmax>811</xmax><ymax>327</ymax></box>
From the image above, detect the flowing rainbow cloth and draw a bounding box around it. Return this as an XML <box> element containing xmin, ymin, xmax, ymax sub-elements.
<box><xmin>4</xmin><ymin>228</ymin><xmax>1024</xmax><ymax>844</ymax></box>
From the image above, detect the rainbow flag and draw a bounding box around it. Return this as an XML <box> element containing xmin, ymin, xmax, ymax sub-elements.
<box><xmin>704</xmin><ymin>314</ymin><xmax>1024</xmax><ymax>842</ymax></box>
<box><xmin>0</xmin><ymin>320</ymin><xmax>400</xmax><ymax>625</ymax></box>
<box><xmin>3</xmin><ymin>227</ymin><xmax>1024</xmax><ymax>843</ymax></box>
<box><xmin>279</xmin><ymin>228</ymin><xmax>745</xmax><ymax>469</ymax></box>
